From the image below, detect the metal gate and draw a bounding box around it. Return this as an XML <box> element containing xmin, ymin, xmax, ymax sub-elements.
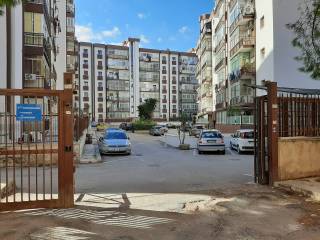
<box><xmin>254</xmin><ymin>82</ymin><xmax>320</xmax><ymax>185</ymax></box>
<box><xmin>0</xmin><ymin>88</ymin><xmax>74</xmax><ymax>211</ymax></box>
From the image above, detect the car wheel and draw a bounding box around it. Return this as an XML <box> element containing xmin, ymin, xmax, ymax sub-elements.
<box><xmin>198</xmin><ymin>150</ymin><xmax>202</xmax><ymax>154</ymax></box>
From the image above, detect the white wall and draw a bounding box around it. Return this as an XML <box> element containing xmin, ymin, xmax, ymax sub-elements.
<box><xmin>255</xmin><ymin>0</ymin><xmax>274</xmax><ymax>96</ymax></box>
<box><xmin>0</xmin><ymin>9</ymin><xmax>7</xmax><ymax>90</ymax></box>
<box><xmin>129</xmin><ymin>40</ymin><xmax>140</xmax><ymax>118</ymax></box>
<box><xmin>273</xmin><ymin>0</ymin><xmax>320</xmax><ymax>89</ymax></box>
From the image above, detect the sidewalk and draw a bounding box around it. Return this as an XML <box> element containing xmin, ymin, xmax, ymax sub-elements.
<box><xmin>80</xmin><ymin>129</ymin><xmax>102</xmax><ymax>164</ymax></box>
<box><xmin>275</xmin><ymin>177</ymin><xmax>320</xmax><ymax>202</ymax></box>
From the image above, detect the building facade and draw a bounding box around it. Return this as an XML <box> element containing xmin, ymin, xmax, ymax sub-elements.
<box><xmin>78</xmin><ymin>39</ymin><xmax>198</xmax><ymax>122</ymax></box>
<box><xmin>197</xmin><ymin>0</ymin><xmax>256</xmax><ymax>131</ymax></box>
<box><xmin>0</xmin><ymin>0</ymin><xmax>76</xmax><ymax>113</ymax></box>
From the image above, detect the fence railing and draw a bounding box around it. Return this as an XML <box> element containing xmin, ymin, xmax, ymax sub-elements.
<box><xmin>74</xmin><ymin>116</ymin><xmax>89</xmax><ymax>141</ymax></box>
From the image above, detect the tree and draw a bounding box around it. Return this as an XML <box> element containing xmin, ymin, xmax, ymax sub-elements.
<box><xmin>0</xmin><ymin>0</ymin><xmax>24</xmax><ymax>15</ymax></box>
<box><xmin>177</xmin><ymin>113</ymin><xmax>190</xmax><ymax>145</ymax></box>
<box><xmin>287</xmin><ymin>0</ymin><xmax>320</xmax><ymax>79</ymax></box>
<box><xmin>138</xmin><ymin>98</ymin><xmax>157</xmax><ymax>120</ymax></box>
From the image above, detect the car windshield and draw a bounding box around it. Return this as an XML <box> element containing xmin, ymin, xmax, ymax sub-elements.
<box><xmin>242</xmin><ymin>131</ymin><xmax>254</xmax><ymax>139</ymax></box>
<box><xmin>196</xmin><ymin>126</ymin><xmax>204</xmax><ymax>129</ymax></box>
<box><xmin>105</xmin><ymin>131</ymin><xmax>127</xmax><ymax>140</ymax></box>
<box><xmin>155</xmin><ymin>126</ymin><xmax>162</xmax><ymax>129</ymax></box>
<box><xmin>201</xmin><ymin>132</ymin><xmax>222</xmax><ymax>139</ymax></box>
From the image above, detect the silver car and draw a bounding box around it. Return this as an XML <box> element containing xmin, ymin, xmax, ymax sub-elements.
<box><xmin>197</xmin><ymin>130</ymin><xmax>225</xmax><ymax>154</ymax></box>
<box><xmin>98</xmin><ymin>130</ymin><xmax>131</xmax><ymax>155</ymax></box>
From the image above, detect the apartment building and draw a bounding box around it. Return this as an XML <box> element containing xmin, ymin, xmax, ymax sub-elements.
<box><xmin>78</xmin><ymin>38</ymin><xmax>198</xmax><ymax>122</ymax></box>
<box><xmin>255</xmin><ymin>0</ymin><xmax>319</xmax><ymax>92</ymax></box>
<box><xmin>0</xmin><ymin>0</ymin><xmax>76</xmax><ymax>113</ymax></box>
<box><xmin>196</xmin><ymin>14</ymin><xmax>214</xmax><ymax>125</ymax></box>
<box><xmin>197</xmin><ymin>0</ymin><xmax>256</xmax><ymax>131</ymax></box>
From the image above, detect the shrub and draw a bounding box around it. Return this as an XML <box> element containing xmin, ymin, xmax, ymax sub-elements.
<box><xmin>132</xmin><ymin>119</ymin><xmax>156</xmax><ymax>130</ymax></box>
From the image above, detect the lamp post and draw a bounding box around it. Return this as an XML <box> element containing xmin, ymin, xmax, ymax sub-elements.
<box><xmin>240</xmin><ymin>110</ymin><xmax>245</xmax><ymax>129</ymax></box>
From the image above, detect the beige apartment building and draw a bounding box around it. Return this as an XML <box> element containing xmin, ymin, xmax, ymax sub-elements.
<box><xmin>78</xmin><ymin>38</ymin><xmax>198</xmax><ymax>122</ymax></box>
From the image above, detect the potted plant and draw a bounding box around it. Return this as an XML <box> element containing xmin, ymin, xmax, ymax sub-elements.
<box><xmin>178</xmin><ymin>114</ymin><xmax>190</xmax><ymax>150</ymax></box>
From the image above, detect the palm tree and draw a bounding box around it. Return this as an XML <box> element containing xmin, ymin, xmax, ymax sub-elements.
<box><xmin>0</xmin><ymin>0</ymin><xmax>25</xmax><ymax>15</ymax></box>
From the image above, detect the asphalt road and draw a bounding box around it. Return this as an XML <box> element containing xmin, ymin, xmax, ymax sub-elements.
<box><xmin>75</xmin><ymin>132</ymin><xmax>254</xmax><ymax>194</ymax></box>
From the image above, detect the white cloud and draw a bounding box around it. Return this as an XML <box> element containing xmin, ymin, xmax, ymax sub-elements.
<box><xmin>179</xmin><ymin>26</ymin><xmax>189</xmax><ymax>34</ymax></box>
<box><xmin>140</xmin><ymin>34</ymin><xmax>150</xmax><ymax>44</ymax></box>
<box><xmin>102</xmin><ymin>27</ymin><xmax>121</xmax><ymax>38</ymax></box>
<box><xmin>75</xmin><ymin>25</ymin><xmax>121</xmax><ymax>43</ymax></box>
<box><xmin>157</xmin><ymin>37</ymin><xmax>163</xmax><ymax>43</ymax></box>
<box><xmin>137</xmin><ymin>13</ymin><xmax>146</xmax><ymax>19</ymax></box>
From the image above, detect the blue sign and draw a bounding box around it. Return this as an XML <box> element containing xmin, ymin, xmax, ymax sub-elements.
<box><xmin>16</xmin><ymin>104</ymin><xmax>42</xmax><ymax>122</ymax></box>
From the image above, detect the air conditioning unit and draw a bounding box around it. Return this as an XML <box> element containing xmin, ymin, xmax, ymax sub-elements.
<box><xmin>25</xmin><ymin>73</ymin><xmax>37</xmax><ymax>81</ymax></box>
<box><xmin>244</xmin><ymin>4</ymin><xmax>254</xmax><ymax>15</ymax></box>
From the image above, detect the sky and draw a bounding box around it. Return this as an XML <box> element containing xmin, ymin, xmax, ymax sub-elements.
<box><xmin>75</xmin><ymin>0</ymin><xmax>214</xmax><ymax>52</ymax></box>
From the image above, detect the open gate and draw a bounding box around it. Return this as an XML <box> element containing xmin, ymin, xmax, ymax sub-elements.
<box><xmin>254</xmin><ymin>82</ymin><xmax>320</xmax><ymax>185</ymax></box>
<box><xmin>0</xmin><ymin>89</ymin><xmax>74</xmax><ymax>211</ymax></box>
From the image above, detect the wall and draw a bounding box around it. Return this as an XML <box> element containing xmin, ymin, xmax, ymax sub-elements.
<box><xmin>255</xmin><ymin>0</ymin><xmax>274</xmax><ymax>96</ymax></box>
<box><xmin>278</xmin><ymin>137</ymin><xmax>320</xmax><ymax>181</ymax></box>
<box><xmin>273</xmin><ymin>0</ymin><xmax>319</xmax><ymax>89</ymax></box>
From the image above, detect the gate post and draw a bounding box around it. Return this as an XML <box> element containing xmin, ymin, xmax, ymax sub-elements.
<box><xmin>267</xmin><ymin>82</ymin><xmax>279</xmax><ymax>184</ymax></box>
<box><xmin>60</xmin><ymin>89</ymin><xmax>74</xmax><ymax>208</ymax></box>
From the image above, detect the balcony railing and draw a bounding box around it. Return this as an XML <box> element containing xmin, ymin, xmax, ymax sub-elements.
<box><xmin>24</xmin><ymin>32</ymin><xmax>44</xmax><ymax>46</ymax></box>
<box><xmin>229</xmin><ymin>65</ymin><xmax>255</xmax><ymax>82</ymax></box>
<box><xmin>230</xmin><ymin>37</ymin><xmax>255</xmax><ymax>57</ymax></box>
<box><xmin>230</xmin><ymin>95</ymin><xmax>254</xmax><ymax>106</ymax></box>
<box><xmin>229</xmin><ymin>7</ymin><xmax>255</xmax><ymax>34</ymax></box>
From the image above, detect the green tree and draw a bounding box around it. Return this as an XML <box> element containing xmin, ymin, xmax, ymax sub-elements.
<box><xmin>0</xmin><ymin>0</ymin><xmax>24</xmax><ymax>15</ymax></box>
<box><xmin>287</xmin><ymin>0</ymin><xmax>320</xmax><ymax>79</ymax></box>
<box><xmin>138</xmin><ymin>98</ymin><xmax>157</xmax><ymax>120</ymax></box>
<box><xmin>177</xmin><ymin>113</ymin><xmax>190</xmax><ymax>145</ymax></box>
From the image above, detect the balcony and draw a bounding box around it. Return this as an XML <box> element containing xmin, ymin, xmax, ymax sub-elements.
<box><xmin>229</xmin><ymin>6</ymin><xmax>255</xmax><ymax>34</ymax></box>
<box><xmin>215</xmin><ymin>58</ymin><xmax>226</xmax><ymax>71</ymax></box>
<box><xmin>230</xmin><ymin>95</ymin><xmax>254</xmax><ymax>106</ymax></box>
<box><xmin>162</xmin><ymin>109</ymin><xmax>167</xmax><ymax>113</ymax></box>
<box><xmin>24</xmin><ymin>32</ymin><xmax>44</xmax><ymax>47</ymax></box>
<box><xmin>83</xmin><ymin>86</ymin><xmax>89</xmax><ymax>91</ymax></box>
<box><xmin>97</xmin><ymin>97</ymin><xmax>104</xmax><ymax>102</ymax></box>
<box><xmin>216</xmin><ymin>101</ymin><xmax>226</xmax><ymax>110</ymax></box>
<box><xmin>229</xmin><ymin>65</ymin><xmax>256</xmax><ymax>82</ymax></box>
<box><xmin>162</xmin><ymin>60</ymin><xmax>167</xmax><ymax>64</ymax></box>
<box><xmin>97</xmin><ymin>65</ymin><xmax>103</xmax><ymax>70</ymax></box>
<box><xmin>162</xmin><ymin>80</ymin><xmax>167</xmax><ymax>84</ymax></box>
<box><xmin>107</xmin><ymin>53</ymin><xmax>129</xmax><ymax>60</ymax></box>
<box><xmin>83</xmin><ymin>97</ymin><xmax>89</xmax><ymax>102</ymax></box>
<box><xmin>172</xmin><ymin>61</ymin><xmax>177</xmax><ymax>65</ymax></box>
<box><xmin>162</xmin><ymin>70</ymin><xmax>167</xmax><ymax>74</ymax></box>
<box><xmin>172</xmin><ymin>109</ymin><xmax>177</xmax><ymax>113</ymax></box>
<box><xmin>83</xmin><ymin>53</ymin><xmax>88</xmax><ymax>58</ymax></box>
<box><xmin>97</xmin><ymin>54</ymin><xmax>103</xmax><ymax>59</ymax></box>
<box><xmin>172</xmin><ymin>80</ymin><xmax>177</xmax><ymax>84</ymax></box>
<box><xmin>97</xmin><ymin>76</ymin><xmax>103</xmax><ymax>80</ymax></box>
<box><xmin>162</xmin><ymin>99</ymin><xmax>167</xmax><ymax>103</ymax></box>
<box><xmin>214</xmin><ymin>38</ymin><xmax>225</xmax><ymax>53</ymax></box>
<box><xmin>97</xmin><ymin>87</ymin><xmax>103</xmax><ymax>91</ymax></box>
<box><xmin>162</xmin><ymin>89</ymin><xmax>167</xmax><ymax>94</ymax></box>
<box><xmin>172</xmin><ymin>71</ymin><xmax>177</xmax><ymax>75</ymax></box>
<box><xmin>172</xmin><ymin>100</ymin><xmax>177</xmax><ymax>104</ymax></box>
<box><xmin>98</xmin><ymin>108</ymin><xmax>104</xmax><ymax>113</ymax></box>
<box><xmin>83</xmin><ymin>64</ymin><xmax>88</xmax><ymax>69</ymax></box>
<box><xmin>172</xmin><ymin>90</ymin><xmax>177</xmax><ymax>94</ymax></box>
<box><xmin>230</xmin><ymin>37</ymin><xmax>255</xmax><ymax>57</ymax></box>
<box><xmin>83</xmin><ymin>75</ymin><xmax>88</xmax><ymax>80</ymax></box>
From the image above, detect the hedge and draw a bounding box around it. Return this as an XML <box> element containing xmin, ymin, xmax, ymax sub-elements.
<box><xmin>132</xmin><ymin>119</ymin><xmax>156</xmax><ymax>130</ymax></box>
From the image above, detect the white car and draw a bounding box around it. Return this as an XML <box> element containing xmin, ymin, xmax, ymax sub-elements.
<box><xmin>197</xmin><ymin>130</ymin><xmax>225</xmax><ymax>154</ymax></box>
<box><xmin>230</xmin><ymin>129</ymin><xmax>255</xmax><ymax>153</ymax></box>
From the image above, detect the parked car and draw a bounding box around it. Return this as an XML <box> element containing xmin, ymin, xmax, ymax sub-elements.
<box><xmin>189</xmin><ymin>125</ymin><xmax>205</xmax><ymax>137</ymax></box>
<box><xmin>97</xmin><ymin>123</ymin><xmax>108</xmax><ymax>131</ymax></box>
<box><xmin>197</xmin><ymin>130</ymin><xmax>225</xmax><ymax>154</ymax></box>
<box><xmin>98</xmin><ymin>129</ymin><xmax>131</xmax><ymax>155</ymax></box>
<box><xmin>149</xmin><ymin>126</ymin><xmax>164</xmax><ymax>136</ymax></box>
<box><xmin>230</xmin><ymin>129</ymin><xmax>255</xmax><ymax>153</ymax></box>
<box><xmin>157</xmin><ymin>124</ymin><xmax>168</xmax><ymax>133</ymax></box>
<box><xmin>91</xmin><ymin>121</ymin><xmax>98</xmax><ymax>128</ymax></box>
<box><xmin>119</xmin><ymin>122</ymin><xmax>134</xmax><ymax>131</ymax></box>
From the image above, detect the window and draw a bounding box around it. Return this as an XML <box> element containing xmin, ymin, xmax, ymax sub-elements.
<box><xmin>84</xmin><ymin>81</ymin><xmax>88</xmax><ymax>86</ymax></box>
<box><xmin>162</xmin><ymin>66</ymin><xmax>166</xmax><ymax>70</ymax></box>
<box><xmin>98</xmin><ymin>82</ymin><xmax>103</xmax><ymax>87</ymax></box>
<box><xmin>98</xmin><ymin>71</ymin><xmax>102</xmax><ymax>77</ymax></box>
<box><xmin>260</xmin><ymin>48</ymin><xmax>266</xmax><ymax>58</ymax></box>
<box><xmin>98</xmin><ymin>50</ymin><xmax>102</xmax><ymax>55</ymax></box>
<box><xmin>98</xmin><ymin>93</ymin><xmax>103</xmax><ymax>97</ymax></box>
<box><xmin>84</xmin><ymin>60</ymin><xmax>88</xmax><ymax>65</ymax></box>
<box><xmin>172</xmin><ymin>105</ymin><xmax>176</xmax><ymax>110</ymax></box>
<box><xmin>163</xmin><ymin>105</ymin><xmax>167</xmax><ymax>109</ymax></box>
<box><xmin>84</xmin><ymin>92</ymin><xmax>88</xmax><ymax>97</ymax></box>
<box><xmin>162</xmin><ymin>76</ymin><xmax>166</xmax><ymax>80</ymax></box>
<box><xmin>260</xmin><ymin>16</ymin><xmax>265</xmax><ymax>29</ymax></box>
<box><xmin>84</xmin><ymin>49</ymin><xmax>88</xmax><ymax>54</ymax></box>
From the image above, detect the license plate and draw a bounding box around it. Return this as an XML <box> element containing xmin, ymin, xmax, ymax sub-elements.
<box><xmin>111</xmin><ymin>148</ymin><xmax>120</xmax><ymax>152</ymax></box>
<box><xmin>208</xmin><ymin>140</ymin><xmax>216</xmax><ymax>143</ymax></box>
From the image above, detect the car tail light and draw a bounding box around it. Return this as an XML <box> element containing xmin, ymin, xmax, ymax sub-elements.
<box><xmin>199</xmin><ymin>140</ymin><xmax>203</xmax><ymax>144</ymax></box>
